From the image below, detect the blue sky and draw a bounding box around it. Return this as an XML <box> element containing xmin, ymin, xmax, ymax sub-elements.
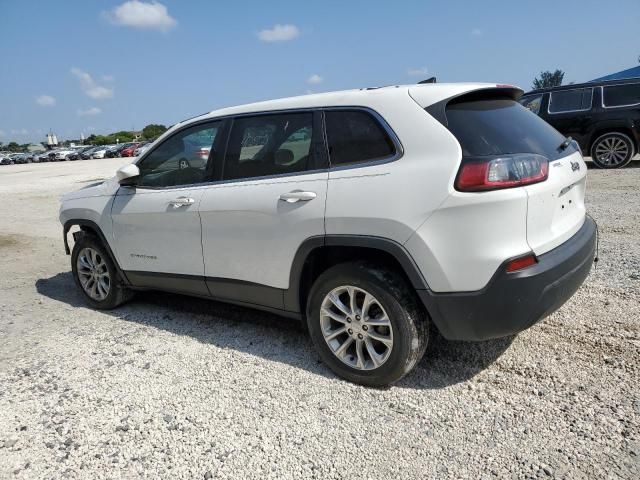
<box><xmin>0</xmin><ymin>0</ymin><xmax>638</xmax><ymax>143</ymax></box>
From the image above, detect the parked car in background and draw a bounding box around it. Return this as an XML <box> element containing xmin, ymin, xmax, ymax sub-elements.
<box><xmin>54</xmin><ymin>149</ymin><xmax>76</xmax><ymax>161</ymax></box>
<box><xmin>80</xmin><ymin>146</ymin><xmax>98</xmax><ymax>160</ymax></box>
<box><xmin>37</xmin><ymin>151</ymin><xmax>52</xmax><ymax>162</ymax></box>
<box><xmin>74</xmin><ymin>146</ymin><xmax>93</xmax><ymax>160</ymax></box>
<box><xmin>120</xmin><ymin>143</ymin><xmax>142</xmax><ymax>157</ymax></box>
<box><xmin>60</xmin><ymin>83</ymin><xmax>596</xmax><ymax>386</ymax></box>
<box><xmin>0</xmin><ymin>154</ymin><xmax>14</xmax><ymax>165</ymax></box>
<box><xmin>106</xmin><ymin>144</ymin><xmax>126</xmax><ymax>158</ymax></box>
<box><xmin>8</xmin><ymin>153</ymin><xmax>26</xmax><ymax>164</ymax></box>
<box><xmin>92</xmin><ymin>146</ymin><xmax>111</xmax><ymax>159</ymax></box>
<box><xmin>133</xmin><ymin>143</ymin><xmax>152</xmax><ymax>157</ymax></box>
<box><xmin>520</xmin><ymin>78</ymin><xmax>640</xmax><ymax>168</ymax></box>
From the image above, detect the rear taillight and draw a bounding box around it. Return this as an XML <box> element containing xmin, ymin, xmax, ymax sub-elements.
<box><xmin>455</xmin><ymin>154</ymin><xmax>549</xmax><ymax>192</ymax></box>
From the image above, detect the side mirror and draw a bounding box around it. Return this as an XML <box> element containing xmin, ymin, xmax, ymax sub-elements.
<box><xmin>116</xmin><ymin>164</ymin><xmax>140</xmax><ymax>186</ymax></box>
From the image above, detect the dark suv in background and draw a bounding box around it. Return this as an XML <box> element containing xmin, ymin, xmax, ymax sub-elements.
<box><xmin>520</xmin><ymin>79</ymin><xmax>640</xmax><ymax>168</ymax></box>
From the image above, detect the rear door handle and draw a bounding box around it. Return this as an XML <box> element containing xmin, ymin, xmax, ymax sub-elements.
<box><xmin>169</xmin><ymin>197</ymin><xmax>195</xmax><ymax>208</ymax></box>
<box><xmin>279</xmin><ymin>191</ymin><xmax>317</xmax><ymax>203</ymax></box>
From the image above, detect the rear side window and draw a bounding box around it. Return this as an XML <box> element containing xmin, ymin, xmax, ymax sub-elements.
<box><xmin>603</xmin><ymin>83</ymin><xmax>640</xmax><ymax>107</ymax></box>
<box><xmin>325</xmin><ymin>110</ymin><xmax>396</xmax><ymax>167</ymax></box>
<box><xmin>223</xmin><ymin>112</ymin><xmax>314</xmax><ymax>181</ymax></box>
<box><xmin>519</xmin><ymin>94</ymin><xmax>543</xmax><ymax>115</ymax></box>
<box><xmin>548</xmin><ymin>88</ymin><xmax>593</xmax><ymax>113</ymax></box>
<box><xmin>445</xmin><ymin>97</ymin><xmax>571</xmax><ymax>160</ymax></box>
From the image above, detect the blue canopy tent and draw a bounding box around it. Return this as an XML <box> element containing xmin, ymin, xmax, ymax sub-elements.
<box><xmin>591</xmin><ymin>66</ymin><xmax>640</xmax><ymax>82</ymax></box>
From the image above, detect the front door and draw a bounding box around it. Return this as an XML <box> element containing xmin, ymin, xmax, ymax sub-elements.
<box><xmin>198</xmin><ymin>111</ymin><xmax>328</xmax><ymax>309</ymax></box>
<box><xmin>111</xmin><ymin>120</ymin><xmax>224</xmax><ymax>295</ymax></box>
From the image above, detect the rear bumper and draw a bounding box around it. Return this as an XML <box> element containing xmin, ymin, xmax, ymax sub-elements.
<box><xmin>418</xmin><ymin>216</ymin><xmax>597</xmax><ymax>341</ymax></box>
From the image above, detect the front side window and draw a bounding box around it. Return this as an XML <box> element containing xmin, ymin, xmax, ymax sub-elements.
<box><xmin>603</xmin><ymin>83</ymin><xmax>640</xmax><ymax>107</ymax></box>
<box><xmin>325</xmin><ymin>110</ymin><xmax>396</xmax><ymax>167</ymax></box>
<box><xmin>519</xmin><ymin>94</ymin><xmax>543</xmax><ymax>115</ymax></box>
<box><xmin>223</xmin><ymin>112</ymin><xmax>314</xmax><ymax>181</ymax></box>
<box><xmin>548</xmin><ymin>88</ymin><xmax>593</xmax><ymax>113</ymax></box>
<box><xmin>137</xmin><ymin>122</ymin><xmax>221</xmax><ymax>187</ymax></box>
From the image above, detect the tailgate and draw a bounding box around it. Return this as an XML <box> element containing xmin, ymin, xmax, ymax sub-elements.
<box><xmin>525</xmin><ymin>151</ymin><xmax>587</xmax><ymax>255</ymax></box>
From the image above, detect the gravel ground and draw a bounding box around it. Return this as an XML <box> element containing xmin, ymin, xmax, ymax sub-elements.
<box><xmin>0</xmin><ymin>158</ymin><xmax>638</xmax><ymax>479</ymax></box>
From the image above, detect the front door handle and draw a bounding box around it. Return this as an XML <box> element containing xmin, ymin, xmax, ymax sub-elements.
<box><xmin>279</xmin><ymin>191</ymin><xmax>317</xmax><ymax>203</ymax></box>
<box><xmin>169</xmin><ymin>197</ymin><xmax>195</xmax><ymax>208</ymax></box>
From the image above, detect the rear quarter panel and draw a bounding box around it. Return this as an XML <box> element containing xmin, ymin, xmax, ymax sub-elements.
<box><xmin>324</xmin><ymin>89</ymin><xmax>460</xmax><ymax>244</ymax></box>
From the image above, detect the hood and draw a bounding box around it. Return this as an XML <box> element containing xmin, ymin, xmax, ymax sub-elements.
<box><xmin>60</xmin><ymin>176</ymin><xmax>120</xmax><ymax>201</ymax></box>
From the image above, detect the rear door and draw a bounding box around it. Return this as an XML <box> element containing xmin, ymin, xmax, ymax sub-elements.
<box><xmin>198</xmin><ymin>111</ymin><xmax>328</xmax><ymax>309</ymax></box>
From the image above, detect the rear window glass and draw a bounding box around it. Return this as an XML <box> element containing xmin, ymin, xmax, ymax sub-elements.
<box><xmin>445</xmin><ymin>97</ymin><xmax>571</xmax><ymax>160</ymax></box>
<box><xmin>603</xmin><ymin>83</ymin><xmax>640</xmax><ymax>107</ymax></box>
<box><xmin>325</xmin><ymin>110</ymin><xmax>396</xmax><ymax>167</ymax></box>
<box><xmin>548</xmin><ymin>88</ymin><xmax>593</xmax><ymax>113</ymax></box>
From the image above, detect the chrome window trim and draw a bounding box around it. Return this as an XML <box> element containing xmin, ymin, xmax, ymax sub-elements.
<box><xmin>132</xmin><ymin>106</ymin><xmax>404</xmax><ymax>189</ymax></box>
<box><xmin>600</xmin><ymin>83</ymin><xmax>640</xmax><ymax>109</ymax></box>
<box><xmin>547</xmin><ymin>87</ymin><xmax>594</xmax><ymax>114</ymax></box>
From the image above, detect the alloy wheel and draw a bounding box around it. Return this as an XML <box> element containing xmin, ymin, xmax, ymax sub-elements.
<box><xmin>594</xmin><ymin>136</ymin><xmax>630</xmax><ymax>167</ymax></box>
<box><xmin>320</xmin><ymin>286</ymin><xmax>393</xmax><ymax>370</ymax></box>
<box><xmin>76</xmin><ymin>247</ymin><xmax>111</xmax><ymax>301</ymax></box>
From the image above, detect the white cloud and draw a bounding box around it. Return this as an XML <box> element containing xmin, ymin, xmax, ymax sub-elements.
<box><xmin>10</xmin><ymin>129</ymin><xmax>28</xmax><ymax>136</ymax></box>
<box><xmin>71</xmin><ymin>68</ymin><xmax>114</xmax><ymax>99</ymax></box>
<box><xmin>471</xmin><ymin>28</ymin><xmax>483</xmax><ymax>36</ymax></box>
<box><xmin>77</xmin><ymin>107</ymin><xmax>102</xmax><ymax>116</ymax></box>
<box><xmin>106</xmin><ymin>1</ymin><xmax>177</xmax><ymax>32</ymax></box>
<box><xmin>36</xmin><ymin>95</ymin><xmax>56</xmax><ymax>107</ymax></box>
<box><xmin>407</xmin><ymin>67</ymin><xmax>429</xmax><ymax>77</ymax></box>
<box><xmin>258</xmin><ymin>24</ymin><xmax>300</xmax><ymax>43</ymax></box>
<box><xmin>102</xmin><ymin>75</ymin><xmax>115</xmax><ymax>82</ymax></box>
<box><xmin>307</xmin><ymin>74</ymin><xmax>323</xmax><ymax>85</ymax></box>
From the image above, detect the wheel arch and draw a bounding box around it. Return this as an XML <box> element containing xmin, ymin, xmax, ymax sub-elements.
<box><xmin>63</xmin><ymin>219</ymin><xmax>130</xmax><ymax>285</ymax></box>
<box><xmin>285</xmin><ymin>235</ymin><xmax>430</xmax><ymax>314</ymax></box>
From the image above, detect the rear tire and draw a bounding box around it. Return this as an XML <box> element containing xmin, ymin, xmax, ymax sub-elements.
<box><xmin>590</xmin><ymin>132</ymin><xmax>635</xmax><ymax>169</ymax></box>
<box><xmin>71</xmin><ymin>233</ymin><xmax>133</xmax><ymax>309</ymax></box>
<box><xmin>306</xmin><ymin>262</ymin><xmax>429</xmax><ymax>387</ymax></box>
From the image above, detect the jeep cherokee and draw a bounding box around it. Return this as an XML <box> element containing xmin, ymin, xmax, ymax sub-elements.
<box><xmin>60</xmin><ymin>83</ymin><xmax>597</xmax><ymax>386</ymax></box>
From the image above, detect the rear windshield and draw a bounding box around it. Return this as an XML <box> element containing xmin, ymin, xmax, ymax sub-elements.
<box><xmin>445</xmin><ymin>97</ymin><xmax>572</xmax><ymax>160</ymax></box>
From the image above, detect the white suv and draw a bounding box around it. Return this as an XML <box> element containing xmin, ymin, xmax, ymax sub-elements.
<box><xmin>60</xmin><ymin>83</ymin><xmax>597</xmax><ymax>386</ymax></box>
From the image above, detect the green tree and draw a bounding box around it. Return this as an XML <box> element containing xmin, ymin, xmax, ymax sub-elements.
<box><xmin>142</xmin><ymin>124</ymin><xmax>167</xmax><ymax>140</ymax></box>
<box><xmin>113</xmin><ymin>130</ymin><xmax>135</xmax><ymax>143</ymax></box>
<box><xmin>532</xmin><ymin>70</ymin><xmax>565</xmax><ymax>89</ymax></box>
<box><xmin>6</xmin><ymin>142</ymin><xmax>21</xmax><ymax>152</ymax></box>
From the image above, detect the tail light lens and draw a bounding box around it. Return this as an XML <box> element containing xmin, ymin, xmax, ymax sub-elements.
<box><xmin>506</xmin><ymin>253</ymin><xmax>538</xmax><ymax>273</ymax></box>
<box><xmin>455</xmin><ymin>154</ymin><xmax>549</xmax><ymax>192</ymax></box>
<box><xmin>194</xmin><ymin>148</ymin><xmax>210</xmax><ymax>158</ymax></box>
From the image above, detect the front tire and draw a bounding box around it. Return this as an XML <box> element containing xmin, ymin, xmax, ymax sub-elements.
<box><xmin>306</xmin><ymin>262</ymin><xmax>428</xmax><ymax>387</ymax></box>
<box><xmin>590</xmin><ymin>132</ymin><xmax>635</xmax><ymax>169</ymax></box>
<box><xmin>71</xmin><ymin>233</ymin><xmax>132</xmax><ymax>309</ymax></box>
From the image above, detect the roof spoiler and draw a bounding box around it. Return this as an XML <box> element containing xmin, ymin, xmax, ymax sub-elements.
<box><xmin>425</xmin><ymin>86</ymin><xmax>524</xmax><ymax>126</ymax></box>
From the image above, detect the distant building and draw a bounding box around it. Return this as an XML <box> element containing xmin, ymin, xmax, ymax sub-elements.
<box><xmin>27</xmin><ymin>143</ymin><xmax>46</xmax><ymax>152</ymax></box>
<box><xmin>591</xmin><ymin>66</ymin><xmax>640</xmax><ymax>82</ymax></box>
